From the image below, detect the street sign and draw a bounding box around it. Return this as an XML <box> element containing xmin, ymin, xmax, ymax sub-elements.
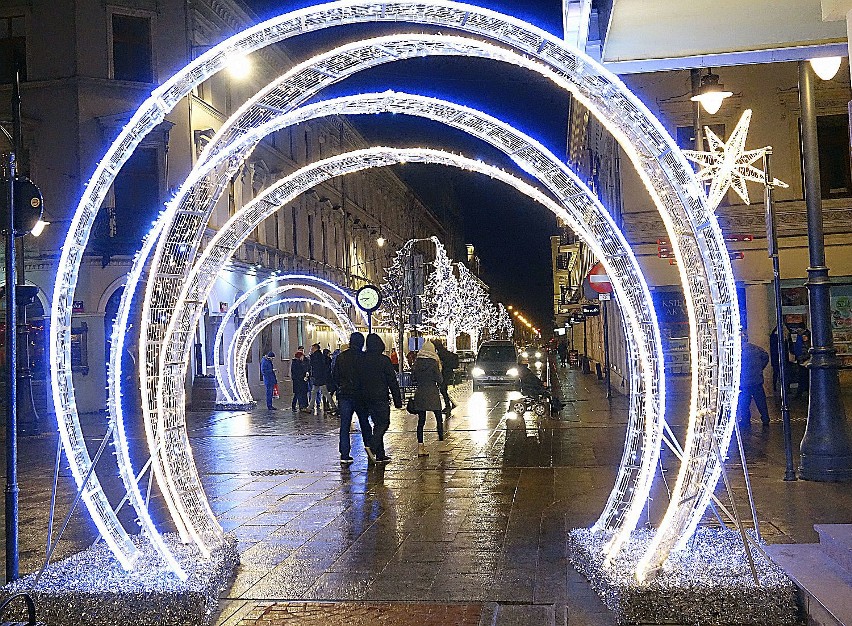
<box><xmin>599</xmin><ymin>292</ymin><xmax>611</xmax><ymax>301</ymax></box>
<box><xmin>581</xmin><ymin>303</ymin><xmax>600</xmax><ymax>317</ymax></box>
<box><xmin>587</xmin><ymin>262</ymin><xmax>613</xmax><ymax>294</ymax></box>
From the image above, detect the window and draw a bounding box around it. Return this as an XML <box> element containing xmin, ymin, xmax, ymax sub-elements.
<box><xmin>112</xmin><ymin>14</ymin><xmax>153</xmax><ymax>82</ymax></box>
<box><xmin>816</xmin><ymin>114</ymin><xmax>852</xmax><ymax>199</ymax></box>
<box><xmin>0</xmin><ymin>15</ymin><xmax>26</xmax><ymax>84</ymax></box>
<box><xmin>113</xmin><ymin>147</ymin><xmax>160</xmax><ymax>250</ymax></box>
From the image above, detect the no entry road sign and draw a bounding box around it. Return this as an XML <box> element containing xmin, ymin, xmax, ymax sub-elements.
<box><xmin>587</xmin><ymin>262</ymin><xmax>613</xmax><ymax>294</ymax></box>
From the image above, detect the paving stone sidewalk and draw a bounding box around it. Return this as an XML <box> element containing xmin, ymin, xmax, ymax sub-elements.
<box><xmin>1</xmin><ymin>365</ymin><xmax>850</xmax><ymax>625</ymax></box>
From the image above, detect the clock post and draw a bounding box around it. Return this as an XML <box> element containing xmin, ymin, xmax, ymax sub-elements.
<box><xmin>355</xmin><ymin>285</ymin><xmax>383</xmax><ymax>336</ymax></box>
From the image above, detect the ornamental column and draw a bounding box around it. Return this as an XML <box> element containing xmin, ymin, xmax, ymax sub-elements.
<box><xmin>796</xmin><ymin>59</ymin><xmax>852</xmax><ymax>481</ymax></box>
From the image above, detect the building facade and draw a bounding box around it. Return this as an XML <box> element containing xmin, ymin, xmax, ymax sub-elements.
<box><xmin>554</xmin><ymin>59</ymin><xmax>852</xmax><ymax>392</ymax></box>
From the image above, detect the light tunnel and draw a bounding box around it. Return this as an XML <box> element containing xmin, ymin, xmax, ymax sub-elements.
<box><xmin>149</xmin><ymin>94</ymin><xmax>663</xmax><ymax>565</ymax></box>
<box><xmin>50</xmin><ymin>0</ymin><xmax>739</xmax><ymax>582</ymax></box>
<box><xmin>228</xmin><ymin>295</ymin><xmax>355</xmax><ymax>404</ymax></box>
<box><xmin>233</xmin><ymin>309</ymin><xmax>350</xmax><ymax>406</ymax></box>
<box><xmin>213</xmin><ymin>274</ymin><xmax>368</xmax><ymax>404</ymax></box>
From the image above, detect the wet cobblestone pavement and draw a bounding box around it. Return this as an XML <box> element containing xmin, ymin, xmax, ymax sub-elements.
<box><xmin>2</xmin><ymin>364</ymin><xmax>851</xmax><ymax>625</ymax></box>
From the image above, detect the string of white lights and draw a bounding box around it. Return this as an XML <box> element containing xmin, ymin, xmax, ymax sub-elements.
<box><xmin>214</xmin><ymin>274</ymin><xmax>366</xmax><ymax>403</ymax></box>
<box><xmin>103</xmin><ymin>210</ymin><xmax>189</xmax><ymax>577</ymax></box>
<box><xmin>51</xmin><ymin>1</ymin><xmax>737</xmax><ymax>579</ymax></box>
<box><xmin>229</xmin><ymin>294</ymin><xmax>354</xmax><ymax>403</ymax></box>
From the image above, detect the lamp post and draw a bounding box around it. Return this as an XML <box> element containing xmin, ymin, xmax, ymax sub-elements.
<box><xmin>762</xmin><ymin>149</ymin><xmax>796</xmax><ymax>481</ymax></box>
<box><xmin>797</xmin><ymin>60</ymin><xmax>852</xmax><ymax>481</ymax></box>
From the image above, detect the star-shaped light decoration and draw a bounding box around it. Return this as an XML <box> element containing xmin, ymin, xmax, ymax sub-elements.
<box><xmin>682</xmin><ymin>109</ymin><xmax>788</xmax><ymax>212</ymax></box>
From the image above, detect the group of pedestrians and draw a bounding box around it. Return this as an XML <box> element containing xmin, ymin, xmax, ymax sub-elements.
<box><xmin>260</xmin><ymin>333</ymin><xmax>459</xmax><ymax>465</ymax></box>
<box><xmin>261</xmin><ymin>344</ymin><xmax>338</xmax><ymax>414</ymax></box>
<box><xmin>332</xmin><ymin>332</ymin><xmax>402</xmax><ymax>465</ymax></box>
<box><xmin>738</xmin><ymin>324</ymin><xmax>813</xmax><ymax>429</ymax></box>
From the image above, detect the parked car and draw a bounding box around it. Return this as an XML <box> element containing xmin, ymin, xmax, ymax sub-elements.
<box><xmin>471</xmin><ymin>340</ymin><xmax>519</xmax><ymax>391</ymax></box>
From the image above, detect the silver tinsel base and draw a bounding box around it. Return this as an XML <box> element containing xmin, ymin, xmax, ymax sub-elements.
<box><xmin>1</xmin><ymin>533</ymin><xmax>239</xmax><ymax>626</ymax></box>
<box><xmin>569</xmin><ymin>528</ymin><xmax>800</xmax><ymax>625</ymax></box>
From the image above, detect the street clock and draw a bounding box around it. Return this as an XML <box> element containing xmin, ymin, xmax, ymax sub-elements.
<box><xmin>355</xmin><ymin>284</ymin><xmax>382</xmax><ymax>312</ymax></box>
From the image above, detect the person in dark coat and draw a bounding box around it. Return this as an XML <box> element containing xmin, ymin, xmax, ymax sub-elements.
<box><xmin>260</xmin><ymin>351</ymin><xmax>278</xmax><ymax>410</ymax></box>
<box><xmin>308</xmin><ymin>343</ymin><xmax>337</xmax><ymax>415</ymax></box>
<box><xmin>557</xmin><ymin>339</ymin><xmax>568</xmax><ymax>367</ymax></box>
<box><xmin>408</xmin><ymin>340</ymin><xmax>444</xmax><ymax>457</ymax></box>
<box><xmin>518</xmin><ymin>360</ymin><xmax>547</xmax><ymax>397</ymax></box>
<box><xmin>737</xmin><ymin>335</ymin><xmax>770</xmax><ymax>427</ymax></box>
<box><xmin>330</xmin><ymin>332</ymin><xmax>369</xmax><ymax>464</ymax></box>
<box><xmin>290</xmin><ymin>350</ymin><xmax>310</xmax><ymax>413</ymax></box>
<box><xmin>434</xmin><ymin>340</ymin><xmax>459</xmax><ymax>416</ymax></box>
<box><xmin>360</xmin><ymin>333</ymin><xmax>403</xmax><ymax>464</ymax></box>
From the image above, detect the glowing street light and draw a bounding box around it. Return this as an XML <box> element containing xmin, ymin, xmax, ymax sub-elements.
<box><xmin>226</xmin><ymin>54</ymin><xmax>252</xmax><ymax>79</ymax></box>
<box><xmin>809</xmin><ymin>56</ymin><xmax>842</xmax><ymax>81</ymax></box>
<box><xmin>690</xmin><ymin>69</ymin><xmax>733</xmax><ymax>115</ymax></box>
<box><xmin>30</xmin><ymin>219</ymin><xmax>49</xmax><ymax>237</ymax></box>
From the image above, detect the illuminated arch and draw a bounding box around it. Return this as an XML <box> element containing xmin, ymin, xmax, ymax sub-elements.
<box><xmin>51</xmin><ymin>2</ymin><xmax>739</xmax><ymax>580</ymax></box>
<box><xmin>229</xmin><ymin>293</ymin><xmax>355</xmax><ymax>403</ymax></box>
<box><xmin>238</xmin><ymin>311</ymin><xmax>348</xmax><ymax>393</ymax></box>
<box><xmin>214</xmin><ymin>274</ymin><xmax>366</xmax><ymax>403</ymax></box>
<box><xmin>232</xmin><ymin>301</ymin><xmax>351</xmax><ymax>404</ymax></box>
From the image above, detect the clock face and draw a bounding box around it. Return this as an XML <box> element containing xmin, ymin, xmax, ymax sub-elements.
<box><xmin>356</xmin><ymin>285</ymin><xmax>382</xmax><ymax>311</ymax></box>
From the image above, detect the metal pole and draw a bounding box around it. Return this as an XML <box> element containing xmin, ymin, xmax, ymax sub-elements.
<box><xmin>691</xmin><ymin>69</ymin><xmax>704</xmax><ymax>152</ymax></box>
<box><xmin>11</xmin><ymin>65</ymin><xmax>37</xmax><ymax>435</ymax></box>
<box><xmin>797</xmin><ymin>61</ymin><xmax>852</xmax><ymax>481</ymax></box>
<box><xmin>603</xmin><ymin>299</ymin><xmax>611</xmax><ymax>399</ymax></box>
<box><xmin>5</xmin><ymin>149</ymin><xmax>19</xmax><ymax>582</ymax></box>
<box><xmin>763</xmin><ymin>150</ymin><xmax>796</xmax><ymax>481</ymax></box>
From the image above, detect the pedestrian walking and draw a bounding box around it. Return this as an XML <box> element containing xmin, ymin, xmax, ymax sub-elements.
<box><xmin>557</xmin><ymin>339</ymin><xmax>568</xmax><ymax>368</ymax></box>
<box><xmin>308</xmin><ymin>343</ymin><xmax>337</xmax><ymax>415</ymax></box>
<box><xmin>330</xmin><ymin>332</ymin><xmax>370</xmax><ymax>464</ymax></box>
<box><xmin>390</xmin><ymin>347</ymin><xmax>399</xmax><ymax>368</ymax></box>
<box><xmin>360</xmin><ymin>333</ymin><xmax>403</xmax><ymax>465</ymax></box>
<box><xmin>290</xmin><ymin>350</ymin><xmax>311</xmax><ymax>413</ymax></box>
<box><xmin>737</xmin><ymin>335</ymin><xmax>770</xmax><ymax>428</ymax></box>
<box><xmin>433</xmin><ymin>340</ymin><xmax>458</xmax><ymax>416</ymax></box>
<box><xmin>408</xmin><ymin>340</ymin><xmax>444</xmax><ymax>457</ymax></box>
<box><xmin>260</xmin><ymin>351</ymin><xmax>278</xmax><ymax>410</ymax></box>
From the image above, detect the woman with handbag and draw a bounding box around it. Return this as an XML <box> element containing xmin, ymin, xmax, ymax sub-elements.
<box><xmin>408</xmin><ymin>340</ymin><xmax>444</xmax><ymax>456</ymax></box>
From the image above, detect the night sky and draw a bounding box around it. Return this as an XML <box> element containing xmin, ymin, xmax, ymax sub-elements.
<box><xmin>241</xmin><ymin>0</ymin><xmax>568</xmax><ymax>329</ymax></box>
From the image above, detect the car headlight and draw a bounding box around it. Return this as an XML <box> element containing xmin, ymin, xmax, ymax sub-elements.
<box><xmin>535</xmin><ymin>351</ymin><xmax>542</xmax><ymax>359</ymax></box>
<box><xmin>521</xmin><ymin>351</ymin><xmax>529</xmax><ymax>358</ymax></box>
<box><xmin>472</xmin><ymin>367</ymin><xmax>485</xmax><ymax>377</ymax></box>
<box><xmin>507</xmin><ymin>367</ymin><xmax>519</xmax><ymax>377</ymax></box>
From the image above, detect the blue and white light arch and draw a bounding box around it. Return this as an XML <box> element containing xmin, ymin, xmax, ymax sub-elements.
<box><xmin>49</xmin><ymin>1</ymin><xmax>739</xmax><ymax>582</ymax></box>
<box><xmin>214</xmin><ymin>274</ymin><xmax>366</xmax><ymax>403</ymax></box>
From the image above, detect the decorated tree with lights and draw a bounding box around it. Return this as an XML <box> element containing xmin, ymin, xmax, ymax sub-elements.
<box><xmin>421</xmin><ymin>236</ymin><xmax>462</xmax><ymax>349</ymax></box>
<box><xmin>455</xmin><ymin>262</ymin><xmax>491</xmax><ymax>349</ymax></box>
<box><xmin>489</xmin><ymin>302</ymin><xmax>513</xmax><ymax>340</ymax></box>
<box><xmin>380</xmin><ymin>239</ymin><xmax>419</xmax><ymax>364</ymax></box>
